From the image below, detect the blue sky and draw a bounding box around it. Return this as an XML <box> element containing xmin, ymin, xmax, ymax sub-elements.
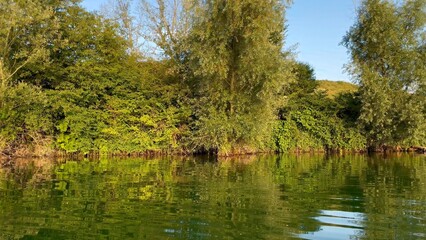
<box><xmin>81</xmin><ymin>0</ymin><xmax>106</xmax><ymax>11</ymax></box>
<box><xmin>286</xmin><ymin>0</ymin><xmax>358</xmax><ymax>81</ymax></box>
<box><xmin>82</xmin><ymin>0</ymin><xmax>358</xmax><ymax>81</ymax></box>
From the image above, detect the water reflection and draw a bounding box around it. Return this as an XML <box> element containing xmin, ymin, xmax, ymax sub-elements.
<box><xmin>0</xmin><ymin>154</ymin><xmax>425</xmax><ymax>239</ymax></box>
<box><xmin>299</xmin><ymin>210</ymin><xmax>365</xmax><ymax>240</ymax></box>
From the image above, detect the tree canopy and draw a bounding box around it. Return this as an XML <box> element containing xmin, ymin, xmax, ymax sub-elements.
<box><xmin>342</xmin><ymin>0</ymin><xmax>426</xmax><ymax>150</ymax></box>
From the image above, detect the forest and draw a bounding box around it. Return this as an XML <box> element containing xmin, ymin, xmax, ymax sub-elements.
<box><xmin>0</xmin><ymin>0</ymin><xmax>425</xmax><ymax>157</ymax></box>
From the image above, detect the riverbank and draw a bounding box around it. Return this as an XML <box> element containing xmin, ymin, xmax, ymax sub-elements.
<box><xmin>1</xmin><ymin>145</ymin><xmax>424</xmax><ymax>161</ymax></box>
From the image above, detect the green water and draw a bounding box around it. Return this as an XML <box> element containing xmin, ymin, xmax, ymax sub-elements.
<box><xmin>0</xmin><ymin>154</ymin><xmax>425</xmax><ymax>240</ymax></box>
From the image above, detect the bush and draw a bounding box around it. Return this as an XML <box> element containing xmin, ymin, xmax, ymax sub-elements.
<box><xmin>0</xmin><ymin>83</ymin><xmax>53</xmax><ymax>155</ymax></box>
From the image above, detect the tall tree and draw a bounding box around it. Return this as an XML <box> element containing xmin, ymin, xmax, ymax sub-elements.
<box><xmin>187</xmin><ymin>0</ymin><xmax>294</xmax><ymax>154</ymax></box>
<box><xmin>0</xmin><ymin>0</ymin><xmax>60</xmax><ymax>154</ymax></box>
<box><xmin>137</xmin><ymin>0</ymin><xmax>196</xmax><ymax>59</ymax></box>
<box><xmin>342</xmin><ymin>0</ymin><xmax>426</xmax><ymax>149</ymax></box>
<box><xmin>101</xmin><ymin>0</ymin><xmax>143</xmax><ymax>57</ymax></box>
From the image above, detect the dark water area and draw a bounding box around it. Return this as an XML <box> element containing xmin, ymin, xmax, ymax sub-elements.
<box><xmin>0</xmin><ymin>154</ymin><xmax>425</xmax><ymax>239</ymax></box>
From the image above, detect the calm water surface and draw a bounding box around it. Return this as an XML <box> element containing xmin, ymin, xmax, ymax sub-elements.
<box><xmin>0</xmin><ymin>154</ymin><xmax>425</xmax><ymax>239</ymax></box>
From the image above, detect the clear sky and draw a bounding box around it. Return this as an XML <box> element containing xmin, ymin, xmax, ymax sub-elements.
<box><xmin>81</xmin><ymin>0</ymin><xmax>106</xmax><ymax>12</ymax></box>
<box><xmin>286</xmin><ymin>0</ymin><xmax>358</xmax><ymax>81</ymax></box>
<box><xmin>81</xmin><ymin>0</ymin><xmax>358</xmax><ymax>82</ymax></box>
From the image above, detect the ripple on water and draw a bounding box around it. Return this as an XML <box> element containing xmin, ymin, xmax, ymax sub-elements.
<box><xmin>299</xmin><ymin>210</ymin><xmax>365</xmax><ymax>240</ymax></box>
<box><xmin>1</xmin><ymin>154</ymin><xmax>426</xmax><ymax>239</ymax></box>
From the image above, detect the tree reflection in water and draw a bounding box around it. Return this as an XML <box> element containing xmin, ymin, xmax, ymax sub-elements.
<box><xmin>0</xmin><ymin>154</ymin><xmax>425</xmax><ymax>239</ymax></box>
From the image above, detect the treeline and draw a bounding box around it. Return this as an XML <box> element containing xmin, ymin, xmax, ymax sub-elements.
<box><xmin>0</xmin><ymin>0</ymin><xmax>424</xmax><ymax>157</ymax></box>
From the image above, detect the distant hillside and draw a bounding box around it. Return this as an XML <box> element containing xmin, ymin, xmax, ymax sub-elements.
<box><xmin>317</xmin><ymin>80</ymin><xmax>358</xmax><ymax>97</ymax></box>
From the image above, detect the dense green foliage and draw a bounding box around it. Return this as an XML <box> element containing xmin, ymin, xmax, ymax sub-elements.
<box><xmin>1</xmin><ymin>0</ymin><xmax>192</xmax><ymax>155</ymax></box>
<box><xmin>185</xmin><ymin>0</ymin><xmax>293</xmax><ymax>154</ymax></box>
<box><xmin>275</xmin><ymin>63</ymin><xmax>366</xmax><ymax>152</ymax></box>
<box><xmin>0</xmin><ymin>0</ymin><xmax>424</xmax><ymax>156</ymax></box>
<box><xmin>343</xmin><ymin>0</ymin><xmax>426</xmax><ymax>150</ymax></box>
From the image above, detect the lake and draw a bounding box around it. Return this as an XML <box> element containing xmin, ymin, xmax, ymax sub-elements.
<box><xmin>0</xmin><ymin>154</ymin><xmax>425</xmax><ymax>239</ymax></box>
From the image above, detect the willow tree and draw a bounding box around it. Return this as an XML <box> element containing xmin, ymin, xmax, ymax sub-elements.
<box><xmin>187</xmin><ymin>0</ymin><xmax>294</xmax><ymax>154</ymax></box>
<box><xmin>343</xmin><ymin>0</ymin><xmax>426</xmax><ymax>150</ymax></box>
